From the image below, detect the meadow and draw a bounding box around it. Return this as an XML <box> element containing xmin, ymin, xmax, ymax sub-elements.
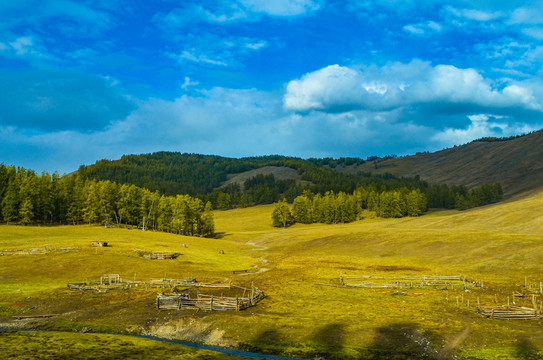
<box><xmin>1</xmin><ymin>188</ymin><xmax>543</xmax><ymax>359</ymax></box>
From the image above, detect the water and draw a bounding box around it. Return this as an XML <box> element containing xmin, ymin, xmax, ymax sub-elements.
<box><xmin>0</xmin><ymin>329</ymin><xmax>309</xmax><ymax>360</ymax></box>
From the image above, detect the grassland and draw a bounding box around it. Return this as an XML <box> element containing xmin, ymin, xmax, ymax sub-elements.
<box><xmin>2</xmin><ymin>189</ymin><xmax>543</xmax><ymax>359</ymax></box>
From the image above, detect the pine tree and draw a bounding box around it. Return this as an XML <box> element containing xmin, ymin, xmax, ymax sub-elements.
<box><xmin>200</xmin><ymin>201</ymin><xmax>215</xmax><ymax>237</ymax></box>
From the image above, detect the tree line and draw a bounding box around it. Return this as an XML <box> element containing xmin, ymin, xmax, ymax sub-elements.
<box><xmin>272</xmin><ymin>181</ymin><xmax>503</xmax><ymax>227</ymax></box>
<box><xmin>0</xmin><ymin>164</ymin><xmax>214</xmax><ymax>237</ymax></box>
<box><xmin>272</xmin><ymin>187</ymin><xmax>428</xmax><ymax>227</ymax></box>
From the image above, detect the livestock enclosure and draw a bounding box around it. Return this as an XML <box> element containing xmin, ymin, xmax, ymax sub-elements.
<box><xmin>156</xmin><ymin>284</ymin><xmax>264</xmax><ymax>311</ymax></box>
<box><xmin>339</xmin><ymin>274</ymin><xmax>484</xmax><ymax>290</ymax></box>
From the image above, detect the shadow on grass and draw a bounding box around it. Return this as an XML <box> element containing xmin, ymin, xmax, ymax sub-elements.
<box><xmin>369</xmin><ymin>322</ymin><xmax>441</xmax><ymax>360</ymax></box>
<box><xmin>312</xmin><ymin>323</ymin><xmax>346</xmax><ymax>359</ymax></box>
<box><xmin>213</xmin><ymin>232</ymin><xmax>229</xmax><ymax>239</ymax></box>
<box><xmin>515</xmin><ymin>336</ymin><xmax>542</xmax><ymax>360</ymax></box>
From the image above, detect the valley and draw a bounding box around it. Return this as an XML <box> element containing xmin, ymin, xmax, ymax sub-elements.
<box><xmin>2</xmin><ymin>186</ymin><xmax>543</xmax><ymax>359</ymax></box>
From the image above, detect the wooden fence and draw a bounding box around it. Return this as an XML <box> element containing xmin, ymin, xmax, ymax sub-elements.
<box><xmin>156</xmin><ymin>284</ymin><xmax>264</xmax><ymax>311</ymax></box>
<box><xmin>67</xmin><ymin>275</ymin><xmax>197</xmax><ymax>292</ymax></box>
<box><xmin>476</xmin><ymin>305</ymin><xmax>541</xmax><ymax>320</ymax></box>
<box><xmin>133</xmin><ymin>249</ymin><xmax>180</xmax><ymax>259</ymax></box>
<box><xmin>1</xmin><ymin>245</ymin><xmax>79</xmax><ymax>256</ymax></box>
<box><xmin>339</xmin><ymin>274</ymin><xmax>483</xmax><ymax>290</ymax></box>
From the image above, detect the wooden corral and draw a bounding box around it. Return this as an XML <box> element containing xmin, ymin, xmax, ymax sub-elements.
<box><xmin>1</xmin><ymin>245</ymin><xmax>79</xmax><ymax>256</ymax></box>
<box><xmin>133</xmin><ymin>249</ymin><xmax>180</xmax><ymax>259</ymax></box>
<box><xmin>144</xmin><ymin>251</ymin><xmax>180</xmax><ymax>260</ymax></box>
<box><xmin>476</xmin><ymin>305</ymin><xmax>542</xmax><ymax>320</ymax></box>
<box><xmin>67</xmin><ymin>275</ymin><xmax>197</xmax><ymax>292</ymax></box>
<box><xmin>339</xmin><ymin>274</ymin><xmax>483</xmax><ymax>290</ymax></box>
<box><xmin>156</xmin><ymin>284</ymin><xmax>264</xmax><ymax>311</ymax></box>
<box><xmin>91</xmin><ymin>241</ymin><xmax>108</xmax><ymax>247</ymax></box>
<box><xmin>148</xmin><ymin>277</ymin><xmax>197</xmax><ymax>288</ymax></box>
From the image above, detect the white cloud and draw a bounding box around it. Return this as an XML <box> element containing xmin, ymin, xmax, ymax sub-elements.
<box><xmin>239</xmin><ymin>0</ymin><xmax>321</xmax><ymax>16</ymax></box>
<box><xmin>245</xmin><ymin>41</ymin><xmax>268</xmax><ymax>50</ymax></box>
<box><xmin>459</xmin><ymin>8</ymin><xmax>504</xmax><ymax>21</ymax></box>
<box><xmin>155</xmin><ymin>0</ymin><xmax>320</xmax><ymax>28</ymax></box>
<box><xmin>432</xmin><ymin>113</ymin><xmax>539</xmax><ymax>146</ymax></box>
<box><xmin>522</xmin><ymin>27</ymin><xmax>543</xmax><ymax>40</ymax></box>
<box><xmin>283</xmin><ymin>62</ymin><xmax>543</xmax><ymax>115</ymax></box>
<box><xmin>181</xmin><ymin>77</ymin><xmax>199</xmax><ymax>90</ymax></box>
<box><xmin>509</xmin><ymin>5</ymin><xmax>543</xmax><ymax>25</ymax></box>
<box><xmin>404</xmin><ymin>21</ymin><xmax>442</xmax><ymax>35</ymax></box>
<box><xmin>0</xmin><ymin>35</ymin><xmax>53</xmax><ymax>62</ymax></box>
<box><xmin>176</xmin><ymin>50</ymin><xmax>228</xmax><ymax>67</ymax></box>
<box><xmin>403</xmin><ymin>25</ymin><xmax>425</xmax><ymax>34</ymax></box>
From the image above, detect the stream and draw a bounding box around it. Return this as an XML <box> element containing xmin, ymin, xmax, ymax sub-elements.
<box><xmin>0</xmin><ymin>329</ymin><xmax>309</xmax><ymax>359</ymax></box>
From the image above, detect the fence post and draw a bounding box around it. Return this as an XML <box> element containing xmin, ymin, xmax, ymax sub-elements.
<box><xmin>210</xmin><ymin>295</ymin><xmax>214</xmax><ymax>311</ymax></box>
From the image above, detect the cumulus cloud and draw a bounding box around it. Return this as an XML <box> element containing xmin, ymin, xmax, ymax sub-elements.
<box><xmin>0</xmin><ymin>70</ymin><xmax>135</xmax><ymax>132</ymax></box>
<box><xmin>432</xmin><ymin>113</ymin><xmax>540</xmax><ymax>146</ymax></box>
<box><xmin>283</xmin><ymin>62</ymin><xmax>543</xmax><ymax>119</ymax></box>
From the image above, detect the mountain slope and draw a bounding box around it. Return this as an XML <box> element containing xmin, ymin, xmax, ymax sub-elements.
<box><xmin>349</xmin><ymin>129</ymin><xmax>543</xmax><ymax>195</ymax></box>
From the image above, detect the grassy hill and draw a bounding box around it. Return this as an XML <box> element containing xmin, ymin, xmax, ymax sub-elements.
<box><xmin>350</xmin><ymin>130</ymin><xmax>543</xmax><ymax>196</ymax></box>
<box><xmin>2</xmin><ymin>186</ymin><xmax>543</xmax><ymax>359</ymax></box>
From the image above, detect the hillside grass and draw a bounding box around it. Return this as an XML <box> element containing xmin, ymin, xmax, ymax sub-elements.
<box><xmin>2</xmin><ymin>189</ymin><xmax>543</xmax><ymax>358</ymax></box>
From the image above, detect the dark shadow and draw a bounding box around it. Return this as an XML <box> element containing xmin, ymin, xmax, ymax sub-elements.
<box><xmin>515</xmin><ymin>336</ymin><xmax>541</xmax><ymax>360</ymax></box>
<box><xmin>213</xmin><ymin>232</ymin><xmax>229</xmax><ymax>239</ymax></box>
<box><xmin>237</xmin><ymin>328</ymin><xmax>283</xmax><ymax>356</ymax></box>
<box><xmin>369</xmin><ymin>322</ymin><xmax>441</xmax><ymax>360</ymax></box>
<box><xmin>312</xmin><ymin>323</ymin><xmax>345</xmax><ymax>359</ymax></box>
<box><xmin>254</xmin><ymin>329</ymin><xmax>281</xmax><ymax>343</ymax></box>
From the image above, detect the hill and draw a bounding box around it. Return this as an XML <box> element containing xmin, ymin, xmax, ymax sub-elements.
<box><xmin>75</xmin><ymin>153</ymin><xmax>425</xmax><ymax>202</ymax></box>
<box><xmin>349</xmin><ymin>129</ymin><xmax>543</xmax><ymax>195</ymax></box>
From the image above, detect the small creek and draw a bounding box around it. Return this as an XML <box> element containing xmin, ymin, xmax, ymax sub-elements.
<box><xmin>0</xmin><ymin>329</ymin><xmax>309</xmax><ymax>360</ymax></box>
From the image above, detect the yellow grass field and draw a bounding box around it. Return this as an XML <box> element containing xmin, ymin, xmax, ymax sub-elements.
<box><xmin>2</xmin><ymin>188</ymin><xmax>543</xmax><ymax>359</ymax></box>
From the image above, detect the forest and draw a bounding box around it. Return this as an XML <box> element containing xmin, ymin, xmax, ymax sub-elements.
<box><xmin>271</xmin><ymin>180</ymin><xmax>503</xmax><ymax>227</ymax></box>
<box><xmin>0</xmin><ymin>165</ymin><xmax>214</xmax><ymax>237</ymax></box>
<box><xmin>0</xmin><ymin>155</ymin><xmax>503</xmax><ymax>231</ymax></box>
<box><xmin>77</xmin><ymin>152</ymin><xmax>502</xmax><ymax>210</ymax></box>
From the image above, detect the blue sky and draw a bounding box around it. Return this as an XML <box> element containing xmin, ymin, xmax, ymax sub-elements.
<box><xmin>1</xmin><ymin>0</ymin><xmax>543</xmax><ymax>174</ymax></box>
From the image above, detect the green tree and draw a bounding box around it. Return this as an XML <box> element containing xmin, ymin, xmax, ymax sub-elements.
<box><xmin>200</xmin><ymin>201</ymin><xmax>215</xmax><ymax>237</ymax></box>
<box><xmin>216</xmin><ymin>192</ymin><xmax>231</xmax><ymax>210</ymax></box>
<box><xmin>406</xmin><ymin>189</ymin><xmax>426</xmax><ymax>216</ymax></box>
<box><xmin>19</xmin><ymin>198</ymin><xmax>34</xmax><ymax>225</ymax></box>
<box><xmin>271</xmin><ymin>199</ymin><xmax>293</xmax><ymax>228</ymax></box>
<box><xmin>292</xmin><ymin>195</ymin><xmax>312</xmax><ymax>224</ymax></box>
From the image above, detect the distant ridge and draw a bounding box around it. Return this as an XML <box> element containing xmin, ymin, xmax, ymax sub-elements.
<box><xmin>349</xmin><ymin>129</ymin><xmax>543</xmax><ymax>195</ymax></box>
<box><xmin>75</xmin><ymin>129</ymin><xmax>543</xmax><ymax>197</ymax></box>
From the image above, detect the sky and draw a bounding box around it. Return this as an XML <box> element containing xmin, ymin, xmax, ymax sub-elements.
<box><xmin>1</xmin><ymin>0</ymin><xmax>543</xmax><ymax>174</ymax></box>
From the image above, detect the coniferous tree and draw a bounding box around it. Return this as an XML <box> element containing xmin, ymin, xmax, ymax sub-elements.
<box><xmin>200</xmin><ymin>201</ymin><xmax>215</xmax><ymax>237</ymax></box>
